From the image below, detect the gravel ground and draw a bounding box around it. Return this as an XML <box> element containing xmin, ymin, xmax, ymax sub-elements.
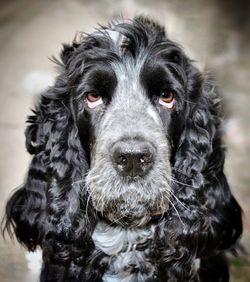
<box><xmin>0</xmin><ymin>0</ymin><xmax>249</xmax><ymax>281</ymax></box>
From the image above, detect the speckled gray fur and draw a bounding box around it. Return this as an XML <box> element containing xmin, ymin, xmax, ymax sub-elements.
<box><xmin>92</xmin><ymin>221</ymin><xmax>156</xmax><ymax>282</ymax></box>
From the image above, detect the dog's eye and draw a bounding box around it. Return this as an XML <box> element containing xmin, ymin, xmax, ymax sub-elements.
<box><xmin>159</xmin><ymin>90</ymin><xmax>175</xmax><ymax>109</ymax></box>
<box><xmin>86</xmin><ymin>92</ymin><xmax>103</xmax><ymax>109</ymax></box>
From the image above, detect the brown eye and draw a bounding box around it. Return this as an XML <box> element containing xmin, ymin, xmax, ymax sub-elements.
<box><xmin>86</xmin><ymin>92</ymin><xmax>101</xmax><ymax>103</ymax></box>
<box><xmin>86</xmin><ymin>91</ymin><xmax>103</xmax><ymax>109</ymax></box>
<box><xmin>159</xmin><ymin>90</ymin><xmax>175</xmax><ymax>109</ymax></box>
<box><xmin>160</xmin><ymin>90</ymin><xmax>175</xmax><ymax>103</ymax></box>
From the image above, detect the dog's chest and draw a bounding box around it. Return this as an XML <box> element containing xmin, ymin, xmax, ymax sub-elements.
<box><xmin>92</xmin><ymin>222</ymin><xmax>156</xmax><ymax>282</ymax></box>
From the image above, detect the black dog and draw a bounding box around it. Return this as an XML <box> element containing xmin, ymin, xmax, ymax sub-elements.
<box><xmin>2</xmin><ymin>16</ymin><xmax>242</xmax><ymax>281</ymax></box>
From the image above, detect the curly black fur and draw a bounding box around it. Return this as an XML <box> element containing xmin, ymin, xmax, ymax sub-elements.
<box><xmin>2</xmin><ymin>17</ymin><xmax>242</xmax><ymax>282</ymax></box>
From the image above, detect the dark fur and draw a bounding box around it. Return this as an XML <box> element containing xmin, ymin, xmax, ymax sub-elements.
<box><xmin>2</xmin><ymin>17</ymin><xmax>242</xmax><ymax>281</ymax></box>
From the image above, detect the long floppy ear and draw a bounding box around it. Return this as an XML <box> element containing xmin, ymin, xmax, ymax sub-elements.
<box><xmin>173</xmin><ymin>66</ymin><xmax>242</xmax><ymax>256</ymax></box>
<box><xmin>157</xmin><ymin>67</ymin><xmax>243</xmax><ymax>279</ymax></box>
<box><xmin>2</xmin><ymin>43</ymin><xmax>93</xmax><ymax>253</ymax></box>
<box><xmin>2</xmin><ymin>103</ymin><xmax>48</xmax><ymax>251</ymax></box>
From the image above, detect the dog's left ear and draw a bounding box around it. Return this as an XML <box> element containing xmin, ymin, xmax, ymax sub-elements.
<box><xmin>174</xmin><ymin>66</ymin><xmax>242</xmax><ymax>254</ymax></box>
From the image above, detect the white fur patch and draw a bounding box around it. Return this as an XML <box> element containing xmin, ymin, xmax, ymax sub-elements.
<box><xmin>194</xmin><ymin>258</ymin><xmax>201</xmax><ymax>270</ymax></box>
<box><xmin>92</xmin><ymin>222</ymin><xmax>156</xmax><ymax>281</ymax></box>
<box><xmin>146</xmin><ymin>107</ymin><xmax>161</xmax><ymax>125</ymax></box>
<box><xmin>25</xmin><ymin>249</ymin><xmax>42</xmax><ymax>274</ymax></box>
<box><xmin>107</xmin><ymin>30</ymin><xmax>121</xmax><ymax>44</ymax></box>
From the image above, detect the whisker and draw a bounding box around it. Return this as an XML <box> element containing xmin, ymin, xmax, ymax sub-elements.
<box><xmin>165</xmin><ymin>194</ymin><xmax>184</xmax><ymax>225</ymax></box>
<box><xmin>165</xmin><ymin>184</ymin><xmax>202</xmax><ymax>215</ymax></box>
<box><xmin>166</xmin><ymin>174</ymin><xmax>194</xmax><ymax>188</ymax></box>
<box><xmin>165</xmin><ymin>183</ymin><xmax>189</xmax><ymax>207</ymax></box>
<box><xmin>108</xmin><ymin>215</ymin><xmax>126</xmax><ymax>228</ymax></box>
<box><xmin>71</xmin><ymin>179</ymin><xmax>85</xmax><ymax>186</ymax></box>
<box><xmin>165</xmin><ymin>189</ymin><xmax>190</xmax><ymax>212</ymax></box>
<box><xmin>167</xmin><ymin>191</ymin><xmax>191</xmax><ymax>211</ymax></box>
<box><xmin>172</xmin><ymin>167</ymin><xmax>192</xmax><ymax>178</ymax></box>
<box><xmin>85</xmin><ymin>188</ymin><xmax>95</xmax><ymax>222</ymax></box>
<box><xmin>183</xmin><ymin>98</ymin><xmax>197</xmax><ymax>105</ymax></box>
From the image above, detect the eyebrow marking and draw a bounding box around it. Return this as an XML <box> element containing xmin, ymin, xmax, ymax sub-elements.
<box><xmin>146</xmin><ymin>106</ymin><xmax>161</xmax><ymax>125</ymax></box>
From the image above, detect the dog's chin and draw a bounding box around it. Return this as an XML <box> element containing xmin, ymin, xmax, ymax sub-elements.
<box><xmin>106</xmin><ymin>214</ymin><xmax>152</xmax><ymax>227</ymax></box>
<box><xmin>93</xmin><ymin>200</ymin><xmax>169</xmax><ymax>227</ymax></box>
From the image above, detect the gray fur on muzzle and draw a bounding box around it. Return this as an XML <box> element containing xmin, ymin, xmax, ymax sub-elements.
<box><xmin>86</xmin><ymin>65</ymin><xmax>171</xmax><ymax>226</ymax></box>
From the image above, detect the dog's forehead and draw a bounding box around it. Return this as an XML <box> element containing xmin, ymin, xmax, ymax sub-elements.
<box><xmin>87</xmin><ymin>22</ymin><xmax>165</xmax><ymax>105</ymax></box>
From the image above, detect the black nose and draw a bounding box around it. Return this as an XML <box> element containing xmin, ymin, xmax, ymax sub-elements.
<box><xmin>111</xmin><ymin>141</ymin><xmax>154</xmax><ymax>177</ymax></box>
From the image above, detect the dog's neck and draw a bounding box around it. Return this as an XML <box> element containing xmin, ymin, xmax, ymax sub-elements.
<box><xmin>92</xmin><ymin>220</ymin><xmax>156</xmax><ymax>281</ymax></box>
<box><xmin>92</xmin><ymin>220</ymin><xmax>156</xmax><ymax>255</ymax></box>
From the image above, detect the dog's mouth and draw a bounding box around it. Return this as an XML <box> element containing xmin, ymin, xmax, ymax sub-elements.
<box><xmin>99</xmin><ymin>203</ymin><xmax>169</xmax><ymax>227</ymax></box>
<box><xmin>86</xmin><ymin>144</ymin><xmax>172</xmax><ymax>226</ymax></box>
<box><xmin>88</xmin><ymin>180</ymin><xmax>171</xmax><ymax>226</ymax></box>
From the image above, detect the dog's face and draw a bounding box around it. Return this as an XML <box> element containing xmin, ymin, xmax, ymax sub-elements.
<box><xmin>70</xmin><ymin>20</ymin><xmax>188</xmax><ymax>225</ymax></box>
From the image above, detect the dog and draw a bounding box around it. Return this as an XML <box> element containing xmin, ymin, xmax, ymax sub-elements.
<box><xmin>2</xmin><ymin>16</ymin><xmax>242</xmax><ymax>281</ymax></box>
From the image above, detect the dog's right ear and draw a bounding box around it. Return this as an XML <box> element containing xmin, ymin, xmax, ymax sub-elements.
<box><xmin>1</xmin><ymin>103</ymin><xmax>48</xmax><ymax>251</ymax></box>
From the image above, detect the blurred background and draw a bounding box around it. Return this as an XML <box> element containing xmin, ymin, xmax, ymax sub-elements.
<box><xmin>0</xmin><ymin>0</ymin><xmax>249</xmax><ymax>281</ymax></box>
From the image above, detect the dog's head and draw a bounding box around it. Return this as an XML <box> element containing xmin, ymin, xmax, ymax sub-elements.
<box><xmin>3</xmin><ymin>17</ymin><xmax>242</xmax><ymax>255</ymax></box>
<box><xmin>71</xmin><ymin>20</ymin><xmax>187</xmax><ymax>225</ymax></box>
<box><xmin>66</xmin><ymin>17</ymin><xmax>194</xmax><ymax>225</ymax></box>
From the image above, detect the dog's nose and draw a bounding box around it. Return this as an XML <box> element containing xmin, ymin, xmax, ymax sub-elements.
<box><xmin>112</xmin><ymin>141</ymin><xmax>154</xmax><ymax>177</ymax></box>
